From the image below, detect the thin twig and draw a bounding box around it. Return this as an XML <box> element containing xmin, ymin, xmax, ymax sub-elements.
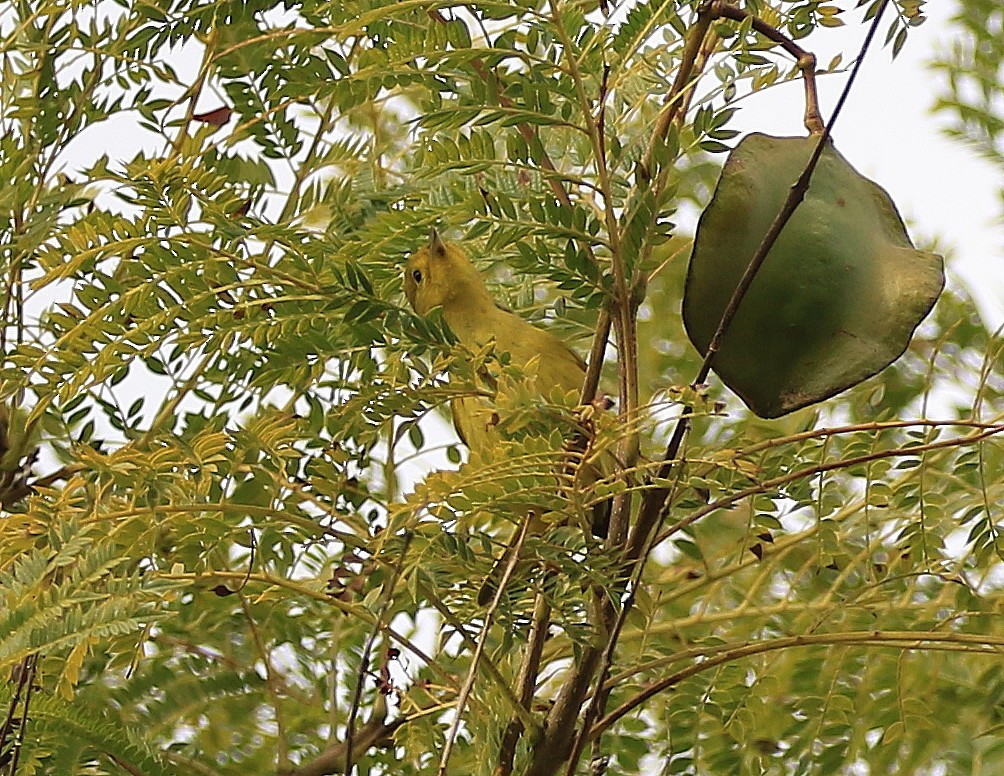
<box><xmin>438</xmin><ymin>515</ymin><xmax>534</xmax><ymax>776</ymax></box>
<box><xmin>580</xmin><ymin>307</ymin><xmax>611</xmax><ymax>406</ymax></box>
<box><xmin>4</xmin><ymin>653</ymin><xmax>37</xmax><ymax>776</ymax></box>
<box><xmin>659</xmin><ymin>423</ymin><xmax>1004</xmax><ymax>549</ymax></box>
<box><xmin>416</xmin><ymin>578</ymin><xmax>540</xmax><ymax>732</ymax></box>
<box><xmin>540</xmin><ymin>3</ymin><xmax>728</xmax><ymax>769</ymax></box>
<box><xmin>497</xmin><ymin>588</ymin><xmax>553</xmax><ymax>775</ymax></box>
<box><xmin>451</xmin><ymin>17</ymin><xmax>614</xmax><ymax>404</ymax></box>
<box><xmin>240</xmin><ymin>595</ymin><xmax>289</xmax><ymax>769</ymax></box>
<box><xmin>281</xmin><ymin>696</ymin><xmax>404</xmax><ymax>776</ymax></box>
<box><xmin>640</xmin><ymin>6</ymin><xmax>714</xmax><ymax>183</ymax></box>
<box><xmin>634</xmin><ymin>0</ymin><xmax>892</xmax><ymax>567</ymax></box>
<box><xmin>708</xmin><ymin>1</ymin><xmax>824</xmax><ymax>133</ymax></box>
<box><xmin>344</xmin><ymin>532</ymin><xmax>412</xmax><ymax>773</ymax></box>
<box><xmin>593</xmin><ymin>629</ymin><xmax>1004</xmax><ymax>736</ymax></box>
<box><xmin>168</xmin><ymin>29</ymin><xmax>216</xmax><ymax>158</ymax></box>
<box><xmin>738</xmin><ymin>418</ymin><xmax>1004</xmax><ymax>457</ymax></box>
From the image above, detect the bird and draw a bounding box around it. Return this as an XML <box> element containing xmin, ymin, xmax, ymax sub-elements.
<box><xmin>404</xmin><ymin>229</ymin><xmax>609</xmax><ymax>604</ymax></box>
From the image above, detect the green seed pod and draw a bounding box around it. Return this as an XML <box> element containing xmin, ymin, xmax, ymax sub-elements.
<box><xmin>683</xmin><ymin>133</ymin><xmax>944</xmax><ymax>418</ymax></box>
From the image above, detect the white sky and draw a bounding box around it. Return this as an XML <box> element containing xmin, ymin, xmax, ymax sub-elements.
<box><xmin>722</xmin><ymin>0</ymin><xmax>1003</xmax><ymax>327</ymax></box>
<box><xmin>24</xmin><ymin>5</ymin><xmax>1002</xmax><ymax>765</ymax></box>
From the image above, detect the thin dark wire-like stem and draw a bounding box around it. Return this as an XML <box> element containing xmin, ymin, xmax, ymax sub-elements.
<box><xmin>594</xmin><ymin>629</ymin><xmax>1004</xmax><ymax>735</ymax></box>
<box><xmin>3</xmin><ymin>653</ymin><xmax>37</xmax><ymax>776</ymax></box>
<box><xmin>569</xmin><ymin>2</ymin><xmax>894</xmax><ymax>770</ymax></box>
<box><xmin>581</xmin><ymin>307</ymin><xmax>611</xmax><ymax>406</ymax></box>
<box><xmin>692</xmin><ymin>13</ymin><xmax>883</xmax><ymax>388</ymax></box>
<box><xmin>635</xmin><ymin>0</ymin><xmax>892</xmax><ymax>571</ymax></box>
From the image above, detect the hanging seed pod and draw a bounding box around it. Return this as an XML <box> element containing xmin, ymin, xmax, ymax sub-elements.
<box><xmin>683</xmin><ymin>133</ymin><xmax>944</xmax><ymax>418</ymax></box>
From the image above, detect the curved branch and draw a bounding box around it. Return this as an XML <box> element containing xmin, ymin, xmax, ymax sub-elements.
<box><xmin>659</xmin><ymin>423</ymin><xmax>1004</xmax><ymax>547</ymax></box>
<box><xmin>592</xmin><ymin>629</ymin><xmax>1004</xmax><ymax>737</ymax></box>
<box><xmin>708</xmin><ymin>0</ymin><xmax>824</xmax><ymax>133</ymax></box>
<box><xmin>579</xmin><ymin>3</ymin><xmax>895</xmax><ymax>771</ymax></box>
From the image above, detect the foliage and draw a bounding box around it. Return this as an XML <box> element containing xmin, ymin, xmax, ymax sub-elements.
<box><xmin>931</xmin><ymin>0</ymin><xmax>1004</xmax><ymax>202</ymax></box>
<box><xmin>0</xmin><ymin>0</ymin><xmax>1001</xmax><ymax>774</ymax></box>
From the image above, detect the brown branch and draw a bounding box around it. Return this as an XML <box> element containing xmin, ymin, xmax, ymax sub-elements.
<box><xmin>547</xmin><ymin>0</ymin><xmax>634</xmax><ymax>442</ymax></box>
<box><xmin>708</xmin><ymin>1</ymin><xmax>824</xmax><ymax>133</ymax></box>
<box><xmin>659</xmin><ymin>423</ymin><xmax>1004</xmax><ymax>547</ymax></box>
<box><xmin>280</xmin><ymin>696</ymin><xmax>404</xmax><ymax>776</ymax></box>
<box><xmin>676</xmin><ymin>18</ymin><xmax>720</xmax><ymax>125</ymax></box>
<box><xmin>642</xmin><ymin>0</ymin><xmax>825</xmax><ymax>185</ymax></box>
<box><xmin>592</xmin><ymin>630</ymin><xmax>1004</xmax><ymax>737</ymax></box>
<box><xmin>461</xmin><ymin>36</ymin><xmax>613</xmax><ymax>407</ymax></box>
<box><xmin>541</xmin><ymin>5</ymin><xmax>727</xmax><ymax>769</ymax></box>
<box><xmin>632</xmin><ymin>0</ymin><xmax>892</xmax><ymax>563</ymax></box>
<box><xmin>464</xmin><ymin>52</ymin><xmax>575</xmax><ymax>211</ymax></box>
<box><xmin>526</xmin><ymin>621</ymin><xmax>607</xmax><ymax>776</ymax></box>
<box><xmin>497</xmin><ymin>589</ymin><xmax>553</xmax><ymax>775</ymax></box>
<box><xmin>580</xmin><ymin>307</ymin><xmax>611</xmax><ymax>406</ymax></box>
<box><xmin>555</xmin><ymin>17</ymin><xmax>716</xmax><ymax>751</ymax></box>
<box><xmin>1</xmin><ymin>653</ymin><xmax>37</xmax><ymax>776</ymax></box>
<box><xmin>568</xmin><ymin>3</ymin><xmax>893</xmax><ymax>771</ymax></box>
<box><xmin>639</xmin><ymin>6</ymin><xmax>714</xmax><ymax>183</ymax></box>
<box><xmin>31</xmin><ymin>463</ymin><xmax>82</xmax><ymax>488</ymax></box>
<box><xmin>106</xmin><ymin>756</ymin><xmax>145</xmax><ymax>776</ymax></box>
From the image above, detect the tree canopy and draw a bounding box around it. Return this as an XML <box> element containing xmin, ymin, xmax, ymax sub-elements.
<box><xmin>2</xmin><ymin>0</ymin><xmax>1003</xmax><ymax>774</ymax></box>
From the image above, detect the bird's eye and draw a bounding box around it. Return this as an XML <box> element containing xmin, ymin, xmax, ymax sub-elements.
<box><xmin>411</xmin><ymin>269</ymin><xmax>422</xmax><ymax>283</ymax></box>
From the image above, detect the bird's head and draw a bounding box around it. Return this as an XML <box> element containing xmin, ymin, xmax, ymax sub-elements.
<box><xmin>404</xmin><ymin>229</ymin><xmax>487</xmax><ymax>315</ymax></box>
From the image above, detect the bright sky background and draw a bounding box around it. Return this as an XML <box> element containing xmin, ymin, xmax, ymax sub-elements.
<box><xmin>723</xmin><ymin>0</ymin><xmax>1002</xmax><ymax>327</ymax></box>
<box><xmin>33</xmin><ymin>5</ymin><xmax>1002</xmax><ymax>768</ymax></box>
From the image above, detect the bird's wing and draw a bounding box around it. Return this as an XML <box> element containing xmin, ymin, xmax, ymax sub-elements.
<box><xmin>492</xmin><ymin>310</ymin><xmax>587</xmax><ymax>390</ymax></box>
<box><xmin>450</xmin><ymin>395</ymin><xmax>497</xmax><ymax>453</ymax></box>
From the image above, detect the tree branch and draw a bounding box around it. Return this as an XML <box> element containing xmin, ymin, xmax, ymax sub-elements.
<box><xmin>280</xmin><ymin>696</ymin><xmax>404</xmax><ymax>776</ymax></box>
<box><xmin>572</xmin><ymin>2</ymin><xmax>893</xmax><ymax>771</ymax></box>
<box><xmin>497</xmin><ymin>589</ymin><xmax>553</xmax><ymax>775</ymax></box>
<box><xmin>708</xmin><ymin>1</ymin><xmax>824</xmax><ymax>133</ymax></box>
<box><xmin>439</xmin><ymin>515</ymin><xmax>536</xmax><ymax>775</ymax></box>
<box><xmin>632</xmin><ymin>0</ymin><xmax>892</xmax><ymax>565</ymax></box>
<box><xmin>345</xmin><ymin>533</ymin><xmax>411</xmax><ymax>771</ymax></box>
<box><xmin>592</xmin><ymin>629</ymin><xmax>1004</xmax><ymax>737</ymax></box>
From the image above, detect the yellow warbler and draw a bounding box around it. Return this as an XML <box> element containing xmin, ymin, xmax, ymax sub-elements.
<box><xmin>404</xmin><ymin>230</ymin><xmax>608</xmax><ymax>600</ymax></box>
<box><xmin>405</xmin><ymin>231</ymin><xmax>588</xmax><ymax>439</ymax></box>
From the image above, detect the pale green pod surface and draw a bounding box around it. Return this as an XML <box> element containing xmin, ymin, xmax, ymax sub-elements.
<box><xmin>683</xmin><ymin>133</ymin><xmax>945</xmax><ymax>418</ymax></box>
